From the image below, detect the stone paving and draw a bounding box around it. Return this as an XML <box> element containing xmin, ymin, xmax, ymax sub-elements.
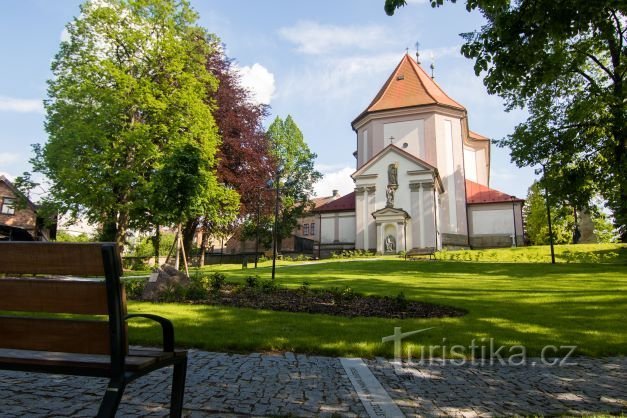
<box><xmin>0</xmin><ymin>349</ymin><xmax>625</xmax><ymax>417</ymax></box>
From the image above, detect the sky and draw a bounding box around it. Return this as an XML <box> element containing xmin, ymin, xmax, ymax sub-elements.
<box><xmin>0</xmin><ymin>0</ymin><xmax>537</xmax><ymax>202</ymax></box>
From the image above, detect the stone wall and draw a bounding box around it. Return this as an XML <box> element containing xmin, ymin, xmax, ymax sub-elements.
<box><xmin>440</xmin><ymin>233</ymin><xmax>469</xmax><ymax>248</ymax></box>
<box><xmin>469</xmin><ymin>234</ymin><xmax>524</xmax><ymax>248</ymax></box>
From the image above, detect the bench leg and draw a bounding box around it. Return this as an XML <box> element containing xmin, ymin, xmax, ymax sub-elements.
<box><xmin>170</xmin><ymin>356</ymin><xmax>188</xmax><ymax>418</ymax></box>
<box><xmin>97</xmin><ymin>379</ymin><xmax>126</xmax><ymax>418</ymax></box>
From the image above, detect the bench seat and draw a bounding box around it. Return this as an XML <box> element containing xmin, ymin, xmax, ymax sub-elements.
<box><xmin>0</xmin><ymin>348</ymin><xmax>186</xmax><ymax>376</ymax></box>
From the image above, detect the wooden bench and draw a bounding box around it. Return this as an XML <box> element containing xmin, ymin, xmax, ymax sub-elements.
<box><xmin>405</xmin><ymin>247</ymin><xmax>437</xmax><ymax>261</ymax></box>
<box><xmin>0</xmin><ymin>242</ymin><xmax>188</xmax><ymax>417</ymax></box>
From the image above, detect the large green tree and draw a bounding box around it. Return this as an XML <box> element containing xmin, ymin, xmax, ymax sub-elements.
<box><xmin>34</xmin><ymin>0</ymin><xmax>236</xmax><ymax>249</ymax></box>
<box><xmin>385</xmin><ymin>0</ymin><xmax>627</xmax><ymax>240</ymax></box>
<box><xmin>263</xmin><ymin>115</ymin><xmax>322</xmax><ymax>247</ymax></box>
<box><xmin>524</xmin><ymin>182</ymin><xmax>574</xmax><ymax>245</ymax></box>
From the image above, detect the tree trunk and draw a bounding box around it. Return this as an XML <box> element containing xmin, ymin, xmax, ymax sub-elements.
<box><xmin>182</xmin><ymin>218</ymin><xmax>200</xmax><ymax>266</ymax></box>
<box><xmin>114</xmin><ymin>209</ymin><xmax>129</xmax><ymax>253</ymax></box>
<box><xmin>153</xmin><ymin>224</ymin><xmax>160</xmax><ymax>268</ymax></box>
<box><xmin>199</xmin><ymin>219</ymin><xmax>210</xmax><ymax>267</ymax></box>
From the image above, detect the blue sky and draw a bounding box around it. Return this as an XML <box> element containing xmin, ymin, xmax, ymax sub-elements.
<box><xmin>0</xmin><ymin>0</ymin><xmax>536</xmax><ymax>201</ymax></box>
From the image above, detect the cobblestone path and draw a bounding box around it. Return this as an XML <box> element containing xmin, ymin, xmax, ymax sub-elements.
<box><xmin>0</xmin><ymin>350</ymin><xmax>624</xmax><ymax>417</ymax></box>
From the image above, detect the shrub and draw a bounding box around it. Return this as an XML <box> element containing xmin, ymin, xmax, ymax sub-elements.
<box><xmin>123</xmin><ymin>278</ymin><xmax>146</xmax><ymax>300</ymax></box>
<box><xmin>209</xmin><ymin>272</ymin><xmax>226</xmax><ymax>291</ymax></box>
<box><xmin>299</xmin><ymin>280</ymin><xmax>311</xmax><ymax>293</ymax></box>
<box><xmin>395</xmin><ymin>291</ymin><xmax>408</xmax><ymax>309</ymax></box>
<box><xmin>245</xmin><ymin>275</ymin><xmax>260</xmax><ymax>288</ymax></box>
<box><xmin>185</xmin><ymin>281</ymin><xmax>208</xmax><ymax>301</ymax></box>
<box><xmin>260</xmin><ymin>279</ymin><xmax>279</xmax><ymax>293</ymax></box>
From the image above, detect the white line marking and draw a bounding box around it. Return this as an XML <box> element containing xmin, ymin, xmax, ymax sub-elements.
<box><xmin>340</xmin><ymin>358</ymin><xmax>405</xmax><ymax>418</ymax></box>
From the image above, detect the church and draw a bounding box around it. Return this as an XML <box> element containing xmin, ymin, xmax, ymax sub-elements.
<box><xmin>312</xmin><ymin>53</ymin><xmax>525</xmax><ymax>256</ymax></box>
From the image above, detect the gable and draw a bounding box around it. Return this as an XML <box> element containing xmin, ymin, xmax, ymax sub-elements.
<box><xmin>352</xmin><ymin>144</ymin><xmax>435</xmax><ymax>179</ymax></box>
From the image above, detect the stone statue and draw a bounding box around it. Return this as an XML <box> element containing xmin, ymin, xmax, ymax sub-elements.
<box><xmin>385</xmin><ymin>185</ymin><xmax>395</xmax><ymax>208</ymax></box>
<box><xmin>388</xmin><ymin>163</ymin><xmax>398</xmax><ymax>185</ymax></box>
<box><xmin>385</xmin><ymin>235</ymin><xmax>396</xmax><ymax>253</ymax></box>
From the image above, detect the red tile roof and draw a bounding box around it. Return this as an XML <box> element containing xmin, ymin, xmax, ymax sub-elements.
<box><xmin>466</xmin><ymin>180</ymin><xmax>524</xmax><ymax>204</ymax></box>
<box><xmin>354</xmin><ymin>54</ymin><xmax>465</xmax><ymax>125</ymax></box>
<box><xmin>315</xmin><ymin>192</ymin><xmax>356</xmax><ymax>213</ymax></box>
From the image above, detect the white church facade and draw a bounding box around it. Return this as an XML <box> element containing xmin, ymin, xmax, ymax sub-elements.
<box><xmin>313</xmin><ymin>53</ymin><xmax>525</xmax><ymax>256</ymax></box>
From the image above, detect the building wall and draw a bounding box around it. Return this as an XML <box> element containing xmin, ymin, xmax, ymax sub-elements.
<box><xmin>434</xmin><ymin>114</ymin><xmax>468</xmax><ymax>239</ymax></box>
<box><xmin>467</xmin><ymin>202</ymin><xmax>524</xmax><ymax>247</ymax></box>
<box><xmin>355</xmin><ymin>109</ymin><xmax>441</xmax><ymax>170</ymax></box>
<box><xmin>320</xmin><ymin>212</ymin><xmax>356</xmax><ymax>244</ymax></box>
<box><xmin>0</xmin><ymin>182</ymin><xmax>36</xmax><ymax>234</ymax></box>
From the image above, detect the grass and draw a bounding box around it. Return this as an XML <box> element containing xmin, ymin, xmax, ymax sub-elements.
<box><xmin>125</xmin><ymin>244</ymin><xmax>627</xmax><ymax>358</ymax></box>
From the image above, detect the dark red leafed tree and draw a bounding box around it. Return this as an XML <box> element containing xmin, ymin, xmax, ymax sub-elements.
<box><xmin>183</xmin><ymin>43</ymin><xmax>275</xmax><ymax>262</ymax></box>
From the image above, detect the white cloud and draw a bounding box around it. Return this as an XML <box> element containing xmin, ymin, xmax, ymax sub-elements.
<box><xmin>278</xmin><ymin>21</ymin><xmax>389</xmax><ymax>55</ymax></box>
<box><xmin>0</xmin><ymin>96</ymin><xmax>44</xmax><ymax>113</ymax></box>
<box><xmin>237</xmin><ymin>63</ymin><xmax>276</xmax><ymax>105</ymax></box>
<box><xmin>314</xmin><ymin>166</ymin><xmax>355</xmax><ymax>197</ymax></box>
<box><xmin>279</xmin><ymin>52</ymin><xmax>400</xmax><ymax>103</ymax></box>
<box><xmin>0</xmin><ymin>152</ymin><xmax>19</xmax><ymax>165</ymax></box>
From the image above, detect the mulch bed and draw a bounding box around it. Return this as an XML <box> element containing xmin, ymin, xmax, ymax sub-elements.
<box><xmin>194</xmin><ymin>284</ymin><xmax>466</xmax><ymax>319</ymax></box>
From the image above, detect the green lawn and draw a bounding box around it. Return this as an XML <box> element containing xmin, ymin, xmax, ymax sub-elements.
<box><xmin>126</xmin><ymin>244</ymin><xmax>627</xmax><ymax>358</ymax></box>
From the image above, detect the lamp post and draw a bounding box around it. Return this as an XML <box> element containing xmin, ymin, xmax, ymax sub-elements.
<box><xmin>510</xmin><ymin>195</ymin><xmax>518</xmax><ymax>248</ymax></box>
<box><xmin>254</xmin><ymin>200</ymin><xmax>261</xmax><ymax>269</ymax></box>
<box><xmin>271</xmin><ymin>171</ymin><xmax>281</xmax><ymax>281</ymax></box>
<box><xmin>541</xmin><ymin>163</ymin><xmax>556</xmax><ymax>264</ymax></box>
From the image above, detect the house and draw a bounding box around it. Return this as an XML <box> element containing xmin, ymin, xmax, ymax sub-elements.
<box><xmin>312</xmin><ymin>53</ymin><xmax>524</xmax><ymax>256</ymax></box>
<box><xmin>0</xmin><ymin>175</ymin><xmax>56</xmax><ymax>241</ymax></box>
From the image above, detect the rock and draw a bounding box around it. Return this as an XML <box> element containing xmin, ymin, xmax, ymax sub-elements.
<box><xmin>141</xmin><ymin>264</ymin><xmax>190</xmax><ymax>301</ymax></box>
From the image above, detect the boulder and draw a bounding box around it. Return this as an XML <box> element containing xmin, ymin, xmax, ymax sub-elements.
<box><xmin>141</xmin><ymin>264</ymin><xmax>190</xmax><ymax>301</ymax></box>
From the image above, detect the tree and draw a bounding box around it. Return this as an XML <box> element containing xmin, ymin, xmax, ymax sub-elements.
<box><xmin>524</xmin><ymin>182</ymin><xmax>574</xmax><ymax>245</ymax></box>
<box><xmin>34</xmin><ymin>0</ymin><xmax>233</xmax><ymax>250</ymax></box>
<box><xmin>264</xmin><ymin>115</ymin><xmax>322</xmax><ymax>247</ymax></box>
<box><xmin>181</xmin><ymin>43</ymin><xmax>275</xmax><ymax>261</ymax></box>
<box><xmin>384</xmin><ymin>0</ymin><xmax>627</xmax><ymax>241</ymax></box>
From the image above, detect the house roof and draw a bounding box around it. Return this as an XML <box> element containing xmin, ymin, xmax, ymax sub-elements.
<box><xmin>465</xmin><ymin>179</ymin><xmax>524</xmax><ymax>204</ymax></box>
<box><xmin>311</xmin><ymin>195</ymin><xmax>338</xmax><ymax>209</ymax></box>
<box><xmin>315</xmin><ymin>192</ymin><xmax>356</xmax><ymax>213</ymax></box>
<box><xmin>0</xmin><ymin>175</ymin><xmax>37</xmax><ymax>211</ymax></box>
<box><xmin>353</xmin><ymin>54</ymin><xmax>465</xmax><ymax>125</ymax></box>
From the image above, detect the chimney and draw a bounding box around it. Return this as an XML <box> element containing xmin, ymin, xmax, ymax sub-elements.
<box><xmin>332</xmin><ymin>190</ymin><xmax>339</xmax><ymax>198</ymax></box>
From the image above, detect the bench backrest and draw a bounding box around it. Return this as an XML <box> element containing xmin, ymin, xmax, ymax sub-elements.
<box><xmin>0</xmin><ymin>242</ymin><xmax>126</xmax><ymax>358</ymax></box>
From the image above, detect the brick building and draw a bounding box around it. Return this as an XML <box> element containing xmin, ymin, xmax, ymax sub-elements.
<box><xmin>0</xmin><ymin>175</ymin><xmax>56</xmax><ymax>241</ymax></box>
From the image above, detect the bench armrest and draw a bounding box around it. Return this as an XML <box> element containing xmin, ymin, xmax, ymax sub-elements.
<box><xmin>125</xmin><ymin>314</ymin><xmax>175</xmax><ymax>352</ymax></box>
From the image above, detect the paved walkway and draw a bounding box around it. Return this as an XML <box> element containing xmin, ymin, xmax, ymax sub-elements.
<box><xmin>0</xmin><ymin>350</ymin><xmax>625</xmax><ymax>417</ymax></box>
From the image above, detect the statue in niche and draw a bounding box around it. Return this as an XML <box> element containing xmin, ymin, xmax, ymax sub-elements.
<box><xmin>385</xmin><ymin>235</ymin><xmax>396</xmax><ymax>253</ymax></box>
<box><xmin>388</xmin><ymin>163</ymin><xmax>398</xmax><ymax>185</ymax></box>
<box><xmin>385</xmin><ymin>185</ymin><xmax>396</xmax><ymax>208</ymax></box>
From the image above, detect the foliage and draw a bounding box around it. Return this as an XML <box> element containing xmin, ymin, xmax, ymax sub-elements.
<box><xmin>130</xmin><ymin>231</ymin><xmax>176</xmax><ymax>257</ymax></box>
<box><xmin>34</xmin><ymin>0</ymin><xmax>231</xmax><ymax>249</ymax></box>
<box><xmin>209</xmin><ymin>272</ymin><xmax>226</xmax><ymax>291</ymax></box>
<box><xmin>123</xmin><ymin>278</ymin><xmax>147</xmax><ymax>300</ymax></box>
<box><xmin>262</xmin><ymin>116</ymin><xmax>322</xmax><ymax>245</ymax></box>
<box><xmin>184</xmin><ymin>44</ymin><xmax>273</xmax><ymax>257</ymax></box>
<box><xmin>524</xmin><ymin>182</ymin><xmax>574</xmax><ymax>245</ymax></box>
<box><xmin>384</xmin><ymin>0</ymin><xmax>627</xmax><ymax>241</ymax></box>
<box><xmin>331</xmin><ymin>249</ymin><xmax>376</xmax><ymax>259</ymax></box>
<box><xmin>55</xmin><ymin>231</ymin><xmax>94</xmax><ymax>243</ymax></box>
<box><xmin>245</xmin><ymin>275</ymin><xmax>260</xmax><ymax>288</ymax></box>
<box><xmin>394</xmin><ymin>291</ymin><xmax>408</xmax><ymax>309</ymax></box>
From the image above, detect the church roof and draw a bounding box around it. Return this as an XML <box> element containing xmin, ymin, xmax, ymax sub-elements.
<box><xmin>353</xmin><ymin>54</ymin><xmax>465</xmax><ymax>125</ymax></box>
<box><xmin>465</xmin><ymin>179</ymin><xmax>524</xmax><ymax>204</ymax></box>
<box><xmin>315</xmin><ymin>192</ymin><xmax>356</xmax><ymax>213</ymax></box>
<box><xmin>468</xmin><ymin>130</ymin><xmax>490</xmax><ymax>141</ymax></box>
